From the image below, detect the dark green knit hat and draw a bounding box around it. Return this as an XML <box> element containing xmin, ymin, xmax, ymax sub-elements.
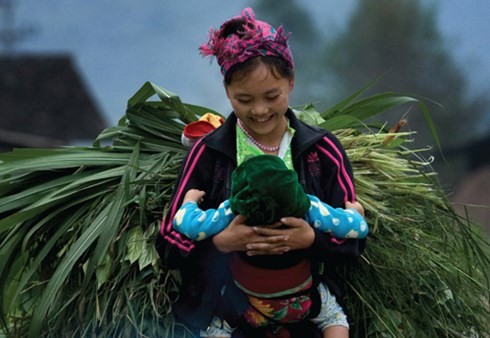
<box><xmin>229</xmin><ymin>155</ymin><xmax>310</xmax><ymax>226</ymax></box>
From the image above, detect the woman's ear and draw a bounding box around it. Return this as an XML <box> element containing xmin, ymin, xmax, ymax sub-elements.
<box><xmin>288</xmin><ymin>76</ymin><xmax>295</xmax><ymax>93</ymax></box>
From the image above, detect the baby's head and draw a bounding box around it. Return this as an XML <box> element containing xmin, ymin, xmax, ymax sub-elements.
<box><xmin>199</xmin><ymin>7</ymin><xmax>294</xmax><ymax>85</ymax></box>
<box><xmin>229</xmin><ymin>155</ymin><xmax>310</xmax><ymax>226</ymax></box>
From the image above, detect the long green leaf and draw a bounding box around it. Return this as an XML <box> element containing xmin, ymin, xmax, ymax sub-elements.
<box><xmin>28</xmin><ymin>198</ymin><xmax>117</xmax><ymax>337</ymax></box>
<box><xmin>83</xmin><ymin>143</ymin><xmax>140</xmax><ymax>287</ymax></box>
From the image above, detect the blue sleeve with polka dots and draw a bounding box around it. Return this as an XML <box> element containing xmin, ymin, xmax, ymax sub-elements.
<box><xmin>304</xmin><ymin>194</ymin><xmax>368</xmax><ymax>239</ymax></box>
<box><xmin>172</xmin><ymin>200</ymin><xmax>235</xmax><ymax>241</ymax></box>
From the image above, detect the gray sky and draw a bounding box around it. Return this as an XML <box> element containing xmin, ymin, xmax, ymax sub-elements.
<box><xmin>6</xmin><ymin>0</ymin><xmax>490</xmax><ymax>126</ymax></box>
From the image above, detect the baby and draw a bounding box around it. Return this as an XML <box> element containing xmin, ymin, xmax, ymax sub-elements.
<box><xmin>173</xmin><ymin>155</ymin><xmax>368</xmax><ymax>336</ymax></box>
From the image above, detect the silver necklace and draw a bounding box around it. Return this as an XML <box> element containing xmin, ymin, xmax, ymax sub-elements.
<box><xmin>237</xmin><ymin>119</ymin><xmax>280</xmax><ymax>152</ymax></box>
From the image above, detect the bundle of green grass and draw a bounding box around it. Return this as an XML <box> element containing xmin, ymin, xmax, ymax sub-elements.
<box><xmin>0</xmin><ymin>82</ymin><xmax>488</xmax><ymax>337</ymax></box>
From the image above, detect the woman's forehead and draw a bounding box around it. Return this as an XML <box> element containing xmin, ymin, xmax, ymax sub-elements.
<box><xmin>229</xmin><ymin>64</ymin><xmax>285</xmax><ymax>89</ymax></box>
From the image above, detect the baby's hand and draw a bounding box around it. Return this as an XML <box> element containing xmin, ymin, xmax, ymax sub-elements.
<box><xmin>345</xmin><ymin>201</ymin><xmax>365</xmax><ymax>217</ymax></box>
<box><xmin>183</xmin><ymin>189</ymin><xmax>206</xmax><ymax>204</ymax></box>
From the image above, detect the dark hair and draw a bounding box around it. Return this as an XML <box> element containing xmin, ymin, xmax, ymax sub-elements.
<box><xmin>224</xmin><ymin>55</ymin><xmax>294</xmax><ymax>85</ymax></box>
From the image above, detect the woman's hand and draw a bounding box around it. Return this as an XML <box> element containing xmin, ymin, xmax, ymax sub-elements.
<box><xmin>212</xmin><ymin>214</ymin><xmax>254</xmax><ymax>253</ymax></box>
<box><xmin>245</xmin><ymin>217</ymin><xmax>315</xmax><ymax>256</ymax></box>
<box><xmin>212</xmin><ymin>214</ymin><xmax>293</xmax><ymax>255</ymax></box>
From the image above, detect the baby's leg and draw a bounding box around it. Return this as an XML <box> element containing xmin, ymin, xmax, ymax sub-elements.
<box><xmin>309</xmin><ymin>282</ymin><xmax>349</xmax><ymax>338</ymax></box>
<box><xmin>322</xmin><ymin>325</ymin><xmax>348</xmax><ymax>338</ymax></box>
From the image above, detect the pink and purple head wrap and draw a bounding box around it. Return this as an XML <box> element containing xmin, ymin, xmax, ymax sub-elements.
<box><xmin>199</xmin><ymin>7</ymin><xmax>294</xmax><ymax>75</ymax></box>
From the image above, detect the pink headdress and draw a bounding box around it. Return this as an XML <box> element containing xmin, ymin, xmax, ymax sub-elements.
<box><xmin>199</xmin><ymin>7</ymin><xmax>294</xmax><ymax>75</ymax></box>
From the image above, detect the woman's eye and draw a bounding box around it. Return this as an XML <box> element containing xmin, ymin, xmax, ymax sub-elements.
<box><xmin>237</xmin><ymin>99</ymin><xmax>251</xmax><ymax>104</ymax></box>
<box><xmin>266</xmin><ymin>95</ymin><xmax>279</xmax><ymax>101</ymax></box>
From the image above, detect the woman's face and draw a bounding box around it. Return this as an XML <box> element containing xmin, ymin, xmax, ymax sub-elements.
<box><xmin>225</xmin><ymin>62</ymin><xmax>294</xmax><ymax>141</ymax></box>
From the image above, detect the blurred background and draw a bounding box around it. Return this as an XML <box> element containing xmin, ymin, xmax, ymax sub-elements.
<box><xmin>1</xmin><ymin>0</ymin><xmax>489</xmax><ymax>232</ymax></box>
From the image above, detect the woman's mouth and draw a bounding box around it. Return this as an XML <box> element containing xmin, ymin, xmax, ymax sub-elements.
<box><xmin>251</xmin><ymin>114</ymin><xmax>274</xmax><ymax>123</ymax></box>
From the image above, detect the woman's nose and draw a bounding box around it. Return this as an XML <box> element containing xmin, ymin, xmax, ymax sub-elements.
<box><xmin>251</xmin><ymin>102</ymin><xmax>269</xmax><ymax>115</ymax></box>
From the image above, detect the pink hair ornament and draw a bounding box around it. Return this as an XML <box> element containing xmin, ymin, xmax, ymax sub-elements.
<box><xmin>199</xmin><ymin>7</ymin><xmax>294</xmax><ymax>75</ymax></box>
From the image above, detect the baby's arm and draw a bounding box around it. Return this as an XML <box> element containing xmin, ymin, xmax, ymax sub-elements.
<box><xmin>172</xmin><ymin>190</ymin><xmax>235</xmax><ymax>241</ymax></box>
<box><xmin>305</xmin><ymin>194</ymin><xmax>368</xmax><ymax>239</ymax></box>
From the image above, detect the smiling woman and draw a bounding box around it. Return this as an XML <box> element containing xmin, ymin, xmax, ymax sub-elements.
<box><xmin>226</xmin><ymin>61</ymin><xmax>294</xmax><ymax>151</ymax></box>
<box><xmin>156</xmin><ymin>8</ymin><xmax>364</xmax><ymax>337</ymax></box>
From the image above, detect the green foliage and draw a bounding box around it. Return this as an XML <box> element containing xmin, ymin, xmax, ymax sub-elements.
<box><xmin>339</xmin><ymin>128</ymin><xmax>489</xmax><ymax>337</ymax></box>
<box><xmin>0</xmin><ymin>83</ymin><xmax>207</xmax><ymax>338</ymax></box>
<box><xmin>0</xmin><ymin>82</ymin><xmax>488</xmax><ymax>337</ymax></box>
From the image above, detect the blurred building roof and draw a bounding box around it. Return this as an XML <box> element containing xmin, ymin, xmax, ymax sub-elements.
<box><xmin>0</xmin><ymin>54</ymin><xmax>107</xmax><ymax>151</ymax></box>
